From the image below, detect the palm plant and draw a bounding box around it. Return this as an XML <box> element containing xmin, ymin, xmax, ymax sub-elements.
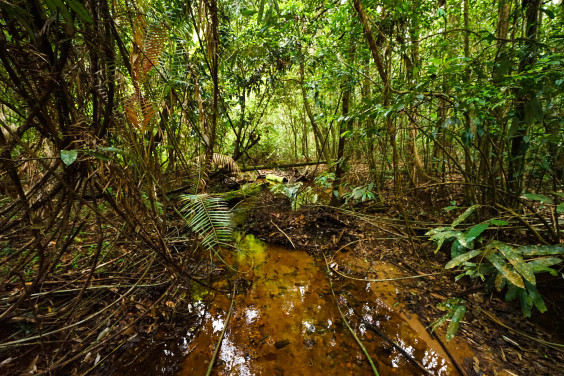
<box><xmin>179</xmin><ymin>194</ymin><xmax>232</xmax><ymax>250</ymax></box>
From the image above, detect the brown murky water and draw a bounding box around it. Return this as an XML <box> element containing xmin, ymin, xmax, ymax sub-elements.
<box><xmin>176</xmin><ymin>234</ymin><xmax>459</xmax><ymax>376</ymax></box>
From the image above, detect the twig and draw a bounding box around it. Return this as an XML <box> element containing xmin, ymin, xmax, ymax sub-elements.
<box><xmin>323</xmin><ymin>253</ymin><xmax>379</xmax><ymax>376</ymax></box>
<box><xmin>352</xmin><ymin>307</ymin><xmax>433</xmax><ymax>376</ymax></box>
<box><xmin>427</xmin><ymin>328</ymin><xmax>468</xmax><ymax>376</ymax></box>
<box><xmin>478</xmin><ymin>307</ymin><xmax>564</xmax><ymax>351</ymax></box>
<box><xmin>327</xmin><ymin>261</ymin><xmax>444</xmax><ymax>282</ymax></box>
<box><xmin>206</xmin><ymin>280</ymin><xmax>237</xmax><ymax>376</ymax></box>
<box><xmin>270</xmin><ymin>219</ymin><xmax>296</xmax><ymax>248</ymax></box>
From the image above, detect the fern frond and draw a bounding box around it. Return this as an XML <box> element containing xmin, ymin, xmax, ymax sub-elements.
<box><xmin>179</xmin><ymin>194</ymin><xmax>232</xmax><ymax>250</ymax></box>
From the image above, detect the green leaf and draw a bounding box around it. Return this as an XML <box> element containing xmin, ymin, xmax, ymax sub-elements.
<box><xmin>445</xmin><ymin>249</ymin><xmax>482</xmax><ymax>269</ymax></box>
<box><xmin>464</xmin><ymin>223</ymin><xmax>489</xmax><ymax>243</ymax></box>
<box><xmin>527</xmin><ymin>257</ymin><xmax>563</xmax><ymax>275</ymax></box>
<box><xmin>557</xmin><ymin>203</ymin><xmax>564</xmax><ymax>213</ymax></box>
<box><xmin>494</xmin><ymin>273</ymin><xmax>506</xmax><ymax>292</ymax></box>
<box><xmin>179</xmin><ymin>194</ymin><xmax>232</xmax><ymax>250</ymax></box>
<box><xmin>446</xmin><ymin>305</ymin><xmax>466</xmax><ymax>341</ymax></box>
<box><xmin>451</xmin><ymin>204</ymin><xmax>479</xmax><ymax>227</ymax></box>
<box><xmin>431</xmin><ymin>311</ymin><xmax>452</xmax><ymax>333</ymax></box>
<box><xmin>519</xmin><ymin>289</ymin><xmax>533</xmax><ymax>317</ymax></box>
<box><xmin>521</xmin><ymin>193</ymin><xmax>553</xmax><ymax>204</ymax></box>
<box><xmin>525</xmin><ymin>280</ymin><xmax>547</xmax><ymax>313</ymax></box>
<box><xmin>64</xmin><ymin>0</ymin><xmax>93</xmax><ymax>23</ymax></box>
<box><xmin>490</xmin><ymin>241</ymin><xmax>536</xmax><ymax>285</ymax></box>
<box><xmin>486</xmin><ymin>251</ymin><xmax>525</xmax><ymax>289</ymax></box>
<box><xmin>50</xmin><ymin>0</ymin><xmax>73</xmax><ymax>24</ymax></box>
<box><xmin>540</xmin><ymin>7</ymin><xmax>555</xmax><ymax>19</ymax></box>
<box><xmin>489</xmin><ymin>219</ymin><xmax>509</xmax><ymax>226</ymax></box>
<box><xmin>427</xmin><ymin>228</ymin><xmax>462</xmax><ymax>253</ymax></box>
<box><xmin>60</xmin><ymin>150</ymin><xmax>78</xmax><ymax>166</ymax></box>
<box><xmin>99</xmin><ymin>147</ymin><xmax>127</xmax><ymax>155</ymax></box>
<box><xmin>83</xmin><ymin>150</ymin><xmax>109</xmax><ymax>161</ymax></box>
<box><xmin>517</xmin><ymin>244</ymin><xmax>564</xmax><ymax>256</ymax></box>
<box><xmin>241</xmin><ymin>8</ymin><xmax>258</xmax><ymax>16</ymax></box>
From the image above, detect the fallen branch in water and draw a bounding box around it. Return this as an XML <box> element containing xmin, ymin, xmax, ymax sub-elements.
<box><xmin>323</xmin><ymin>253</ymin><xmax>380</xmax><ymax>376</ymax></box>
<box><xmin>351</xmin><ymin>307</ymin><xmax>433</xmax><ymax>376</ymax></box>
<box><xmin>206</xmin><ymin>280</ymin><xmax>237</xmax><ymax>376</ymax></box>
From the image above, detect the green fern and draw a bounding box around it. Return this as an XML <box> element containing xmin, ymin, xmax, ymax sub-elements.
<box><xmin>179</xmin><ymin>194</ymin><xmax>232</xmax><ymax>250</ymax></box>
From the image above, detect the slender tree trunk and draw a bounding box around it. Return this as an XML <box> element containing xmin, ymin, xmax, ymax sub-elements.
<box><xmin>331</xmin><ymin>40</ymin><xmax>355</xmax><ymax>205</ymax></box>
<box><xmin>508</xmin><ymin>0</ymin><xmax>541</xmax><ymax>197</ymax></box>
<box><xmin>299</xmin><ymin>58</ymin><xmax>331</xmax><ymax>163</ymax></box>
<box><xmin>204</xmin><ymin>0</ymin><xmax>219</xmax><ymax>188</ymax></box>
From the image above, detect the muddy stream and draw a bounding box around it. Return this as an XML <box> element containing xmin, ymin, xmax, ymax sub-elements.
<box><xmin>172</xmin><ymin>231</ymin><xmax>462</xmax><ymax>376</ymax></box>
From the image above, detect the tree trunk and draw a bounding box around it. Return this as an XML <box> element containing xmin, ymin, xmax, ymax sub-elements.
<box><xmin>299</xmin><ymin>58</ymin><xmax>331</xmax><ymax>163</ymax></box>
<box><xmin>204</xmin><ymin>0</ymin><xmax>219</xmax><ymax>189</ymax></box>
<box><xmin>507</xmin><ymin>0</ymin><xmax>541</xmax><ymax>197</ymax></box>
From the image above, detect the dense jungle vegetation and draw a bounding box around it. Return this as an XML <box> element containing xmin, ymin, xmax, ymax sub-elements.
<box><xmin>0</xmin><ymin>0</ymin><xmax>563</xmax><ymax>374</ymax></box>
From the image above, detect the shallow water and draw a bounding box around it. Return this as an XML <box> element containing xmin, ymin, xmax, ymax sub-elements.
<box><xmin>177</xmin><ymin>234</ymin><xmax>458</xmax><ymax>375</ymax></box>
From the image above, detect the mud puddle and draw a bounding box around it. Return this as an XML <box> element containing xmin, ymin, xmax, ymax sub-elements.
<box><xmin>177</xmin><ymin>234</ymin><xmax>459</xmax><ymax>375</ymax></box>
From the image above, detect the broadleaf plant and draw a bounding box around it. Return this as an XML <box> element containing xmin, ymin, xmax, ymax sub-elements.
<box><xmin>427</xmin><ymin>206</ymin><xmax>564</xmax><ymax>318</ymax></box>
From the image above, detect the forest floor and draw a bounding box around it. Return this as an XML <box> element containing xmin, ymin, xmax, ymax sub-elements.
<box><xmin>2</xmin><ymin>170</ymin><xmax>564</xmax><ymax>376</ymax></box>
<box><xmin>242</xmin><ymin>177</ymin><xmax>564</xmax><ymax>376</ymax></box>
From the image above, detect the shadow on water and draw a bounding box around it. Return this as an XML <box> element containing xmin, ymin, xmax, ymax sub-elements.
<box><xmin>176</xmin><ymin>234</ymin><xmax>458</xmax><ymax>376</ymax></box>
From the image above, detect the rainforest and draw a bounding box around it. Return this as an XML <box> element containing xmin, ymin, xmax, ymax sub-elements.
<box><xmin>0</xmin><ymin>0</ymin><xmax>563</xmax><ymax>375</ymax></box>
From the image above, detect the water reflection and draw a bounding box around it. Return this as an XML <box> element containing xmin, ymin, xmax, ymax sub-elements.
<box><xmin>176</xmin><ymin>235</ymin><xmax>458</xmax><ymax>375</ymax></box>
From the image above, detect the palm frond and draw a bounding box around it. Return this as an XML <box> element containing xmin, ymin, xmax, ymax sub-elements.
<box><xmin>193</xmin><ymin>153</ymin><xmax>241</xmax><ymax>174</ymax></box>
<box><xmin>179</xmin><ymin>194</ymin><xmax>232</xmax><ymax>250</ymax></box>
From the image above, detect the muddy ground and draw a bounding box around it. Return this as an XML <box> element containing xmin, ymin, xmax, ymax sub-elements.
<box><xmin>243</xmin><ymin>185</ymin><xmax>564</xmax><ymax>376</ymax></box>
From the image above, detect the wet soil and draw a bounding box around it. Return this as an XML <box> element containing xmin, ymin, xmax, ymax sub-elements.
<box><xmin>242</xmin><ymin>188</ymin><xmax>564</xmax><ymax>376</ymax></box>
<box><xmin>112</xmin><ymin>184</ymin><xmax>564</xmax><ymax>376</ymax></box>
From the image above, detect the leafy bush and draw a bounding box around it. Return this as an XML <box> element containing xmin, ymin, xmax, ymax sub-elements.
<box><xmin>427</xmin><ymin>205</ymin><xmax>564</xmax><ymax>317</ymax></box>
<box><xmin>269</xmin><ymin>182</ymin><xmax>318</xmax><ymax>210</ymax></box>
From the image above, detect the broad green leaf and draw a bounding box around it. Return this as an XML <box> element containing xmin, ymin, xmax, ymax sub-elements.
<box><xmin>241</xmin><ymin>8</ymin><xmax>257</xmax><ymax>16</ymax></box>
<box><xmin>525</xmin><ymin>281</ymin><xmax>547</xmax><ymax>313</ymax></box>
<box><xmin>517</xmin><ymin>244</ymin><xmax>564</xmax><ymax>256</ymax></box>
<box><xmin>486</xmin><ymin>251</ymin><xmax>525</xmax><ymax>289</ymax></box>
<box><xmin>490</xmin><ymin>241</ymin><xmax>535</xmax><ymax>285</ymax></box>
<box><xmin>446</xmin><ymin>305</ymin><xmax>466</xmax><ymax>341</ymax></box>
<box><xmin>505</xmin><ymin>284</ymin><xmax>520</xmax><ymax>302</ymax></box>
<box><xmin>451</xmin><ymin>204</ymin><xmax>479</xmax><ymax>227</ymax></box>
<box><xmin>494</xmin><ymin>273</ymin><xmax>506</xmax><ymax>292</ymax></box>
<box><xmin>521</xmin><ymin>193</ymin><xmax>553</xmax><ymax>204</ymax></box>
<box><xmin>557</xmin><ymin>203</ymin><xmax>564</xmax><ymax>213</ymax></box>
<box><xmin>427</xmin><ymin>228</ymin><xmax>462</xmax><ymax>253</ymax></box>
<box><xmin>519</xmin><ymin>289</ymin><xmax>533</xmax><ymax>317</ymax></box>
<box><xmin>464</xmin><ymin>223</ymin><xmax>489</xmax><ymax>243</ymax></box>
<box><xmin>445</xmin><ymin>249</ymin><xmax>482</xmax><ymax>269</ymax></box>
<box><xmin>451</xmin><ymin>239</ymin><xmax>470</xmax><ymax>258</ymax></box>
<box><xmin>489</xmin><ymin>219</ymin><xmax>509</xmax><ymax>226</ymax></box>
<box><xmin>61</xmin><ymin>150</ymin><xmax>78</xmax><ymax>166</ymax></box>
<box><xmin>527</xmin><ymin>257</ymin><xmax>563</xmax><ymax>275</ymax></box>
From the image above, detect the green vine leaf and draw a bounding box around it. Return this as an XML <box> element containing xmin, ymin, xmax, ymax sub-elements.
<box><xmin>60</xmin><ymin>150</ymin><xmax>78</xmax><ymax>166</ymax></box>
